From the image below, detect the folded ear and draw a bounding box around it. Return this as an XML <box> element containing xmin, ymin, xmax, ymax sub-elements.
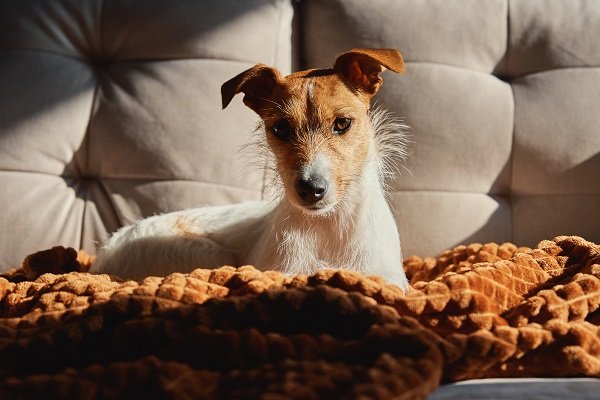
<box><xmin>221</xmin><ymin>64</ymin><xmax>283</xmax><ymax>115</ymax></box>
<box><xmin>334</xmin><ymin>48</ymin><xmax>405</xmax><ymax>96</ymax></box>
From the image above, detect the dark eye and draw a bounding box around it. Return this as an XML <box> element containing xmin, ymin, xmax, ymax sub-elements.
<box><xmin>272</xmin><ymin>120</ymin><xmax>293</xmax><ymax>140</ymax></box>
<box><xmin>332</xmin><ymin>117</ymin><xmax>352</xmax><ymax>135</ymax></box>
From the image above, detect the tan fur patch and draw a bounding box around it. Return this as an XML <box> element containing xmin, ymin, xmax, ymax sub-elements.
<box><xmin>174</xmin><ymin>216</ymin><xmax>199</xmax><ymax>239</ymax></box>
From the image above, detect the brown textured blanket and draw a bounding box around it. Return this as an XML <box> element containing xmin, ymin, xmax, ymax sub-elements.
<box><xmin>1</xmin><ymin>236</ymin><xmax>599</xmax><ymax>399</ymax></box>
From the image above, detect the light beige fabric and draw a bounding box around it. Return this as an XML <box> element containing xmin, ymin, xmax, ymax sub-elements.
<box><xmin>0</xmin><ymin>0</ymin><xmax>599</xmax><ymax>269</ymax></box>
<box><xmin>504</xmin><ymin>0</ymin><xmax>600</xmax><ymax>75</ymax></box>
<box><xmin>303</xmin><ymin>0</ymin><xmax>508</xmax><ymax>73</ymax></box>
<box><xmin>512</xmin><ymin>70</ymin><xmax>600</xmax><ymax>195</ymax></box>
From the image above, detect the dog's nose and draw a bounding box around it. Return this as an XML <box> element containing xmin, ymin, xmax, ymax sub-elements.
<box><xmin>295</xmin><ymin>176</ymin><xmax>328</xmax><ymax>204</ymax></box>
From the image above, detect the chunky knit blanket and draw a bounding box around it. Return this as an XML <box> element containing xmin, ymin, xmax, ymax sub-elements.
<box><xmin>1</xmin><ymin>236</ymin><xmax>599</xmax><ymax>399</ymax></box>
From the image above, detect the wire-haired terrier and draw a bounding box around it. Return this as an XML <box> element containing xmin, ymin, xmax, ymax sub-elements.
<box><xmin>93</xmin><ymin>48</ymin><xmax>410</xmax><ymax>291</ymax></box>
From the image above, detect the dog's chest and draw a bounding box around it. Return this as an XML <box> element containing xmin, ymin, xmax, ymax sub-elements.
<box><xmin>269</xmin><ymin>222</ymin><xmax>370</xmax><ymax>273</ymax></box>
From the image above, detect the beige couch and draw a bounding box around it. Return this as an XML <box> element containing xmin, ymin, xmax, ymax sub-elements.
<box><xmin>1</xmin><ymin>0</ymin><xmax>598</xmax><ymax>271</ymax></box>
<box><xmin>1</xmin><ymin>0</ymin><xmax>599</xmax><ymax>269</ymax></box>
<box><xmin>1</xmin><ymin>0</ymin><xmax>600</xmax><ymax>397</ymax></box>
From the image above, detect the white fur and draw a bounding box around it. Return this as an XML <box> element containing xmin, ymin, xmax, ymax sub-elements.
<box><xmin>92</xmin><ymin>108</ymin><xmax>410</xmax><ymax>291</ymax></box>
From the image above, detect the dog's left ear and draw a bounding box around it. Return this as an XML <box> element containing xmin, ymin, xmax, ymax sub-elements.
<box><xmin>334</xmin><ymin>48</ymin><xmax>405</xmax><ymax>97</ymax></box>
<box><xmin>221</xmin><ymin>64</ymin><xmax>283</xmax><ymax>116</ymax></box>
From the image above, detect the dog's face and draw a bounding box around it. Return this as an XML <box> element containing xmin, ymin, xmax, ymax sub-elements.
<box><xmin>222</xmin><ymin>49</ymin><xmax>404</xmax><ymax>215</ymax></box>
<box><xmin>259</xmin><ymin>71</ymin><xmax>374</xmax><ymax>215</ymax></box>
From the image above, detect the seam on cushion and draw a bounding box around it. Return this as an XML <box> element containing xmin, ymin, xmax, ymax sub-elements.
<box><xmin>103</xmin><ymin>177</ymin><xmax>259</xmax><ymax>192</ymax></box>
<box><xmin>406</xmin><ymin>60</ymin><xmax>600</xmax><ymax>79</ymax></box>
<box><xmin>504</xmin><ymin>0</ymin><xmax>511</xmax><ymax>77</ymax></box>
<box><xmin>88</xmin><ymin>56</ymin><xmax>276</xmax><ymax>65</ymax></box>
<box><xmin>98</xmin><ymin>179</ymin><xmax>124</xmax><ymax>228</ymax></box>
<box><xmin>97</xmin><ymin>177</ymin><xmax>264</xmax><ymax>194</ymax></box>
<box><xmin>19</xmin><ymin>47</ymin><xmax>596</xmax><ymax>76</ymax></box>
<box><xmin>507</xmin><ymin>0</ymin><xmax>516</xmax><ymax>244</ymax></box>
<box><xmin>495</xmin><ymin>0</ymin><xmax>512</xmax><ymax>79</ymax></box>
<box><xmin>292</xmin><ymin>0</ymin><xmax>304</xmax><ymax>71</ymax></box>
<box><xmin>508</xmin><ymin>82</ymin><xmax>516</xmax><ymax>244</ymax></box>
<box><xmin>90</xmin><ymin>0</ymin><xmax>105</xmax><ymax>177</ymax></box>
<box><xmin>78</xmin><ymin>76</ymin><xmax>101</xmax><ymax>251</ymax></box>
<box><xmin>0</xmin><ymin>47</ymin><xmax>274</xmax><ymax>66</ymax></box>
<box><xmin>387</xmin><ymin>189</ymin><xmax>600</xmax><ymax>197</ymax></box>
<box><xmin>272</xmin><ymin>0</ymin><xmax>282</xmax><ymax>67</ymax></box>
<box><xmin>0</xmin><ymin>47</ymin><xmax>87</xmax><ymax>62</ymax></box>
<box><xmin>0</xmin><ymin>169</ymin><xmax>257</xmax><ymax>193</ymax></box>
<box><xmin>98</xmin><ymin>0</ymin><xmax>105</xmax><ymax>60</ymax></box>
<box><xmin>388</xmin><ymin>190</ymin><xmax>508</xmax><ymax>196</ymax></box>
<box><xmin>508</xmin><ymin>66</ymin><xmax>600</xmax><ymax>82</ymax></box>
<box><xmin>0</xmin><ymin>169</ymin><xmax>263</xmax><ymax>193</ymax></box>
<box><xmin>406</xmin><ymin>61</ymin><xmax>499</xmax><ymax>77</ymax></box>
<box><xmin>75</xmin><ymin>0</ymin><xmax>105</xmax><ymax>251</ymax></box>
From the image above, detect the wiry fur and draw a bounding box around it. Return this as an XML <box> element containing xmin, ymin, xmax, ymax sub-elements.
<box><xmin>370</xmin><ymin>105</ymin><xmax>411</xmax><ymax>182</ymax></box>
<box><xmin>92</xmin><ymin>49</ymin><xmax>411</xmax><ymax>290</ymax></box>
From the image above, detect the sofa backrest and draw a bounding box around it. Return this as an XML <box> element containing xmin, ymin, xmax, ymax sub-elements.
<box><xmin>0</xmin><ymin>0</ymin><xmax>598</xmax><ymax>269</ymax></box>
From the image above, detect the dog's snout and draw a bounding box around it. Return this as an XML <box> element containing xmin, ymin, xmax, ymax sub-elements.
<box><xmin>295</xmin><ymin>176</ymin><xmax>328</xmax><ymax>204</ymax></box>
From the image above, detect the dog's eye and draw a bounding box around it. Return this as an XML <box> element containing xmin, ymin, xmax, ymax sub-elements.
<box><xmin>272</xmin><ymin>120</ymin><xmax>293</xmax><ymax>140</ymax></box>
<box><xmin>332</xmin><ymin>117</ymin><xmax>352</xmax><ymax>135</ymax></box>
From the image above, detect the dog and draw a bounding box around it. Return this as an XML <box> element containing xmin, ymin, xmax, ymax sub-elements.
<box><xmin>91</xmin><ymin>48</ymin><xmax>410</xmax><ymax>291</ymax></box>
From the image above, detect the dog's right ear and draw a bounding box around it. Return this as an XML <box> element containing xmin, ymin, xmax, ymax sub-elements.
<box><xmin>334</xmin><ymin>48</ymin><xmax>405</xmax><ymax>97</ymax></box>
<box><xmin>221</xmin><ymin>64</ymin><xmax>283</xmax><ymax>115</ymax></box>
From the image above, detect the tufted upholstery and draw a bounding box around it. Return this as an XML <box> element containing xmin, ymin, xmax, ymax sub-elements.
<box><xmin>0</xmin><ymin>0</ymin><xmax>599</xmax><ymax>270</ymax></box>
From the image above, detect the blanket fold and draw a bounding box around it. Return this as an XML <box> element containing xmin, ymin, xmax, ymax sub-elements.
<box><xmin>1</xmin><ymin>236</ymin><xmax>599</xmax><ymax>399</ymax></box>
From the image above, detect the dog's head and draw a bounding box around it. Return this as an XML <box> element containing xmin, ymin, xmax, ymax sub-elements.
<box><xmin>222</xmin><ymin>48</ymin><xmax>405</xmax><ymax>215</ymax></box>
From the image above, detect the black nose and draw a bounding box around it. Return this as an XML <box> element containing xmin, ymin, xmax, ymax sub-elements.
<box><xmin>295</xmin><ymin>176</ymin><xmax>328</xmax><ymax>204</ymax></box>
